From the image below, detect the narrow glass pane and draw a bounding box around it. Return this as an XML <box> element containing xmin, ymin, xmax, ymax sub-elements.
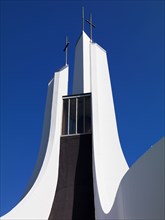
<box><xmin>69</xmin><ymin>98</ymin><xmax>76</xmax><ymax>134</ymax></box>
<box><xmin>62</xmin><ymin>99</ymin><xmax>68</xmax><ymax>135</ymax></box>
<box><xmin>77</xmin><ymin>97</ymin><xmax>84</xmax><ymax>133</ymax></box>
<box><xmin>85</xmin><ymin>96</ymin><xmax>92</xmax><ymax>133</ymax></box>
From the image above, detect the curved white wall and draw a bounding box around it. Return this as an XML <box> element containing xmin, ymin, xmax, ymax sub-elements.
<box><xmin>1</xmin><ymin>66</ymin><xmax>68</xmax><ymax>220</ymax></box>
<box><xmin>110</xmin><ymin>137</ymin><xmax>165</xmax><ymax>220</ymax></box>
<box><xmin>22</xmin><ymin>77</ymin><xmax>54</xmax><ymax>200</ymax></box>
<box><xmin>90</xmin><ymin>43</ymin><xmax>129</xmax><ymax>214</ymax></box>
<box><xmin>2</xmin><ymin>31</ymin><xmax>130</xmax><ymax>219</ymax></box>
<box><xmin>72</xmin><ymin>31</ymin><xmax>129</xmax><ymax>215</ymax></box>
<box><xmin>94</xmin><ymin>137</ymin><xmax>165</xmax><ymax>220</ymax></box>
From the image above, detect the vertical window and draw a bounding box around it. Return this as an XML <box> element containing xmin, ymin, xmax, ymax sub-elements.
<box><xmin>85</xmin><ymin>96</ymin><xmax>92</xmax><ymax>133</ymax></box>
<box><xmin>62</xmin><ymin>94</ymin><xmax>92</xmax><ymax>135</ymax></box>
<box><xmin>69</xmin><ymin>98</ymin><xmax>76</xmax><ymax>134</ymax></box>
<box><xmin>62</xmin><ymin>99</ymin><xmax>68</xmax><ymax>135</ymax></box>
<box><xmin>77</xmin><ymin>97</ymin><xmax>84</xmax><ymax>133</ymax></box>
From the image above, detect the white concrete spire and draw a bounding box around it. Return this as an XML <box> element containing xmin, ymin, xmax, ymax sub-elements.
<box><xmin>72</xmin><ymin>31</ymin><xmax>91</xmax><ymax>94</ymax></box>
<box><xmin>1</xmin><ymin>66</ymin><xmax>69</xmax><ymax>219</ymax></box>
<box><xmin>2</xmin><ymin>28</ymin><xmax>129</xmax><ymax>220</ymax></box>
<box><xmin>72</xmin><ymin>29</ymin><xmax>129</xmax><ymax>214</ymax></box>
<box><xmin>90</xmin><ymin>42</ymin><xmax>129</xmax><ymax>214</ymax></box>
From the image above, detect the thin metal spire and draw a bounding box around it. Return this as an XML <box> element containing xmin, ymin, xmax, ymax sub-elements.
<box><xmin>90</xmin><ymin>13</ymin><xmax>93</xmax><ymax>41</ymax></box>
<box><xmin>82</xmin><ymin>6</ymin><xmax>84</xmax><ymax>31</ymax></box>
<box><xmin>85</xmin><ymin>13</ymin><xmax>96</xmax><ymax>42</ymax></box>
<box><xmin>63</xmin><ymin>36</ymin><xmax>69</xmax><ymax>65</ymax></box>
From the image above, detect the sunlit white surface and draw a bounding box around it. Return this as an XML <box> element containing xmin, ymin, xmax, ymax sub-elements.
<box><xmin>1</xmin><ymin>66</ymin><xmax>68</xmax><ymax>220</ymax></box>
<box><xmin>72</xmin><ymin>31</ymin><xmax>91</xmax><ymax>94</ymax></box>
<box><xmin>90</xmin><ymin>43</ymin><xmax>128</xmax><ymax>214</ymax></box>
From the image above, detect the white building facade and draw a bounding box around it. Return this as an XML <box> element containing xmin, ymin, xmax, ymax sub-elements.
<box><xmin>1</xmin><ymin>30</ymin><xmax>164</xmax><ymax>220</ymax></box>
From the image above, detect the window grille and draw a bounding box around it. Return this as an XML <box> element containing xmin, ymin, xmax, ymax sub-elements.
<box><xmin>62</xmin><ymin>93</ymin><xmax>92</xmax><ymax>135</ymax></box>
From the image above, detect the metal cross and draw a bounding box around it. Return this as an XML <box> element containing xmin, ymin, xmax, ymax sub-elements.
<box><xmin>82</xmin><ymin>6</ymin><xmax>85</xmax><ymax>31</ymax></box>
<box><xmin>63</xmin><ymin>36</ymin><xmax>69</xmax><ymax>65</ymax></box>
<box><xmin>85</xmin><ymin>13</ymin><xmax>96</xmax><ymax>42</ymax></box>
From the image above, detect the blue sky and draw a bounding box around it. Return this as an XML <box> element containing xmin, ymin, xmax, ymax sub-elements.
<box><xmin>0</xmin><ymin>0</ymin><xmax>164</xmax><ymax>216</ymax></box>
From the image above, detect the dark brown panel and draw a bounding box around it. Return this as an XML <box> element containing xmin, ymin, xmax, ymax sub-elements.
<box><xmin>48</xmin><ymin>134</ymin><xmax>95</xmax><ymax>220</ymax></box>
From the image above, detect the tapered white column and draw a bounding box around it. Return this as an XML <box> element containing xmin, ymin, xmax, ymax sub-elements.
<box><xmin>72</xmin><ymin>30</ymin><xmax>129</xmax><ymax>215</ymax></box>
<box><xmin>90</xmin><ymin>42</ymin><xmax>129</xmax><ymax>215</ymax></box>
<box><xmin>1</xmin><ymin>66</ymin><xmax>68</xmax><ymax>220</ymax></box>
<box><xmin>72</xmin><ymin>31</ymin><xmax>91</xmax><ymax>94</ymax></box>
